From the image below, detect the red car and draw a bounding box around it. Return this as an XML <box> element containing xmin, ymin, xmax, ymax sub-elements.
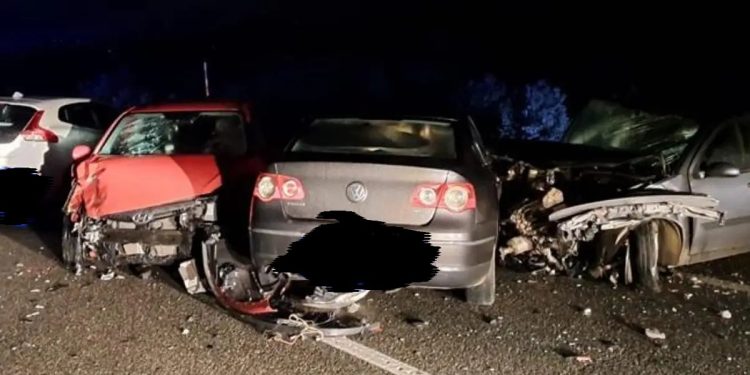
<box><xmin>62</xmin><ymin>102</ymin><xmax>267</xmax><ymax>279</ymax></box>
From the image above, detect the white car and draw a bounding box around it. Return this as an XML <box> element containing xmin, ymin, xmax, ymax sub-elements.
<box><xmin>0</xmin><ymin>93</ymin><xmax>118</xmax><ymax>219</ymax></box>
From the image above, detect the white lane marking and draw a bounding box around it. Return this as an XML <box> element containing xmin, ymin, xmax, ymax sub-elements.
<box><xmin>675</xmin><ymin>271</ymin><xmax>750</xmax><ymax>294</ymax></box>
<box><xmin>321</xmin><ymin>336</ymin><xmax>431</xmax><ymax>375</ymax></box>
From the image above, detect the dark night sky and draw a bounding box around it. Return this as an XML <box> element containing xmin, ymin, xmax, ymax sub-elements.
<box><xmin>3</xmin><ymin>1</ymin><xmax>749</xmax><ymax>122</ymax></box>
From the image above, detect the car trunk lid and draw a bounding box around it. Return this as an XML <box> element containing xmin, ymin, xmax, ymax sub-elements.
<box><xmin>273</xmin><ymin>161</ymin><xmax>448</xmax><ymax>226</ymax></box>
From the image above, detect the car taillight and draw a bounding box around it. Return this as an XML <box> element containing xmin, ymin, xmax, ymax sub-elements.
<box><xmin>20</xmin><ymin>110</ymin><xmax>58</xmax><ymax>143</ymax></box>
<box><xmin>411</xmin><ymin>184</ymin><xmax>441</xmax><ymax>208</ymax></box>
<box><xmin>253</xmin><ymin>173</ymin><xmax>305</xmax><ymax>202</ymax></box>
<box><xmin>411</xmin><ymin>182</ymin><xmax>477</xmax><ymax>212</ymax></box>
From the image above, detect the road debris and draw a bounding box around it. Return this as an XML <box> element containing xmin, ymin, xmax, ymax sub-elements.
<box><xmin>575</xmin><ymin>356</ymin><xmax>593</xmax><ymax>364</ymax></box>
<box><xmin>100</xmin><ymin>270</ymin><xmax>115</xmax><ymax>281</ymax></box>
<box><xmin>487</xmin><ymin>316</ymin><xmax>502</xmax><ymax>325</ymax></box>
<box><xmin>29</xmin><ymin>289</ymin><xmax>40</xmax><ymax>293</ymax></box>
<box><xmin>582</xmin><ymin>308</ymin><xmax>592</xmax><ymax>317</ymax></box>
<box><xmin>181</xmin><ymin>328</ymin><xmax>190</xmax><ymax>335</ymax></box>
<box><xmin>15</xmin><ymin>262</ymin><xmax>23</xmax><ymax>268</ymax></box>
<box><xmin>719</xmin><ymin>310</ymin><xmax>732</xmax><ymax>319</ymax></box>
<box><xmin>115</xmin><ymin>275</ymin><xmax>125</xmax><ymax>280</ymax></box>
<box><xmin>178</xmin><ymin>259</ymin><xmax>206</xmax><ymax>295</ymax></box>
<box><xmin>34</xmin><ymin>305</ymin><xmax>44</xmax><ymax>310</ymax></box>
<box><xmin>139</xmin><ymin>268</ymin><xmax>153</xmax><ymax>280</ymax></box>
<box><xmin>645</xmin><ymin>328</ymin><xmax>666</xmax><ymax>341</ymax></box>
<box><xmin>684</xmin><ymin>293</ymin><xmax>693</xmax><ymax>300</ymax></box>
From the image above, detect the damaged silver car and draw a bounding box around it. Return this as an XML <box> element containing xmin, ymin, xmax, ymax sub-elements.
<box><xmin>492</xmin><ymin>100</ymin><xmax>740</xmax><ymax>291</ymax></box>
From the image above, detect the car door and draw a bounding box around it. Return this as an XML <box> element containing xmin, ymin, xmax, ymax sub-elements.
<box><xmin>689</xmin><ymin>117</ymin><xmax>750</xmax><ymax>256</ymax></box>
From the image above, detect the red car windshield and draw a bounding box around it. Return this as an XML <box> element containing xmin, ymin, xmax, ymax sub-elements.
<box><xmin>99</xmin><ymin>111</ymin><xmax>248</xmax><ymax>156</ymax></box>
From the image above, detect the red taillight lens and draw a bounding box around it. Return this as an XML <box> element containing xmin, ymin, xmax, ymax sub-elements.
<box><xmin>20</xmin><ymin>110</ymin><xmax>58</xmax><ymax>143</ymax></box>
<box><xmin>411</xmin><ymin>182</ymin><xmax>477</xmax><ymax>212</ymax></box>
<box><xmin>253</xmin><ymin>173</ymin><xmax>305</xmax><ymax>202</ymax></box>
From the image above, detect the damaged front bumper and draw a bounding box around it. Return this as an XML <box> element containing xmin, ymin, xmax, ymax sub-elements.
<box><xmin>552</xmin><ymin>195</ymin><xmax>722</xmax><ymax>242</ymax></box>
<box><xmin>69</xmin><ymin>196</ymin><xmax>219</xmax><ymax>268</ymax></box>
<box><xmin>495</xmin><ymin>159</ymin><xmax>725</xmax><ymax>288</ymax></box>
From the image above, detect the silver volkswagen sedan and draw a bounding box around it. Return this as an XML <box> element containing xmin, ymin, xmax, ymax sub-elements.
<box><xmin>249</xmin><ymin>116</ymin><xmax>500</xmax><ymax>305</ymax></box>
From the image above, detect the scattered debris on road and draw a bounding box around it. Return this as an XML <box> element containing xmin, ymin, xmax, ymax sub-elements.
<box><xmin>582</xmin><ymin>308</ymin><xmax>592</xmax><ymax>317</ymax></box>
<box><xmin>719</xmin><ymin>310</ymin><xmax>732</xmax><ymax>319</ymax></box>
<box><xmin>645</xmin><ymin>328</ymin><xmax>666</xmax><ymax>341</ymax></box>
<box><xmin>100</xmin><ymin>270</ymin><xmax>115</xmax><ymax>281</ymax></box>
<box><xmin>29</xmin><ymin>289</ymin><xmax>40</xmax><ymax>293</ymax></box>
<box><xmin>575</xmin><ymin>356</ymin><xmax>593</xmax><ymax>364</ymax></box>
<box><xmin>178</xmin><ymin>259</ymin><xmax>206</xmax><ymax>295</ymax></box>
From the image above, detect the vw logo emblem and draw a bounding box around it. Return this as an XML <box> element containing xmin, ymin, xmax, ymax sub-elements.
<box><xmin>346</xmin><ymin>182</ymin><xmax>368</xmax><ymax>203</ymax></box>
<box><xmin>131</xmin><ymin>212</ymin><xmax>153</xmax><ymax>225</ymax></box>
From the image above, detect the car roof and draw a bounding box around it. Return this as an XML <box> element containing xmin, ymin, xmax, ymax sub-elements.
<box><xmin>0</xmin><ymin>96</ymin><xmax>91</xmax><ymax>108</ymax></box>
<box><xmin>129</xmin><ymin>101</ymin><xmax>248</xmax><ymax>113</ymax></box>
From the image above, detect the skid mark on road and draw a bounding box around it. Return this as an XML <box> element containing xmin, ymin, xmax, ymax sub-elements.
<box><xmin>322</xmin><ymin>337</ymin><xmax>431</xmax><ymax>375</ymax></box>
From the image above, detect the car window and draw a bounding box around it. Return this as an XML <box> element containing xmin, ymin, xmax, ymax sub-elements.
<box><xmin>59</xmin><ymin>103</ymin><xmax>98</xmax><ymax>129</ymax></box>
<box><xmin>289</xmin><ymin>118</ymin><xmax>457</xmax><ymax>159</ymax></box>
<box><xmin>0</xmin><ymin>104</ymin><xmax>36</xmax><ymax>142</ymax></box>
<box><xmin>99</xmin><ymin>111</ymin><xmax>248</xmax><ymax>157</ymax></box>
<box><xmin>703</xmin><ymin>124</ymin><xmax>745</xmax><ymax>170</ymax></box>
<box><xmin>90</xmin><ymin>103</ymin><xmax>119</xmax><ymax>129</ymax></box>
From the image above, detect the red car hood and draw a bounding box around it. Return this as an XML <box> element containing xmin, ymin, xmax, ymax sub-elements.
<box><xmin>69</xmin><ymin>155</ymin><xmax>222</xmax><ymax>218</ymax></box>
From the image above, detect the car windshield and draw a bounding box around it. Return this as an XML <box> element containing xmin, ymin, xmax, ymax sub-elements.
<box><xmin>289</xmin><ymin>118</ymin><xmax>457</xmax><ymax>159</ymax></box>
<box><xmin>99</xmin><ymin>111</ymin><xmax>248</xmax><ymax>156</ymax></box>
<box><xmin>564</xmin><ymin>101</ymin><xmax>700</xmax><ymax>167</ymax></box>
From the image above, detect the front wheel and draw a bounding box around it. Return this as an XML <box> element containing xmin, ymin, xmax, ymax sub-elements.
<box><xmin>61</xmin><ymin>216</ymin><xmax>80</xmax><ymax>271</ymax></box>
<box><xmin>633</xmin><ymin>220</ymin><xmax>662</xmax><ymax>293</ymax></box>
<box><xmin>465</xmin><ymin>255</ymin><xmax>496</xmax><ymax>306</ymax></box>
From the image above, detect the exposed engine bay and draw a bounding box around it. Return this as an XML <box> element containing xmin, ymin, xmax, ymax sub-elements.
<box><xmin>493</xmin><ymin>157</ymin><xmax>723</xmax><ymax>290</ymax></box>
<box><xmin>65</xmin><ymin>196</ymin><xmax>221</xmax><ymax>271</ymax></box>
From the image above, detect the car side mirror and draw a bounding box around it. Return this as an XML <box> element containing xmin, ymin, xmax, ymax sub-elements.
<box><xmin>72</xmin><ymin>145</ymin><xmax>92</xmax><ymax>162</ymax></box>
<box><xmin>704</xmin><ymin>161</ymin><xmax>741</xmax><ymax>178</ymax></box>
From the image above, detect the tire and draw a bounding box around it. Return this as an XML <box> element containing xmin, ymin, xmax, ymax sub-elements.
<box><xmin>61</xmin><ymin>216</ymin><xmax>78</xmax><ymax>271</ymax></box>
<box><xmin>466</xmin><ymin>253</ymin><xmax>496</xmax><ymax>306</ymax></box>
<box><xmin>634</xmin><ymin>220</ymin><xmax>662</xmax><ymax>293</ymax></box>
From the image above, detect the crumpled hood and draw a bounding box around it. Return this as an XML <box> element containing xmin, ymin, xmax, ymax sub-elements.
<box><xmin>494</xmin><ymin>139</ymin><xmax>639</xmax><ymax>169</ymax></box>
<box><xmin>69</xmin><ymin>154</ymin><xmax>222</xmax><ymax>218</ymax></box>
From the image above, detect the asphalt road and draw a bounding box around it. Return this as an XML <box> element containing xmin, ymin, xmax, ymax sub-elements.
<box><xmin>1</xmin><ymin>225</ymin><xmax>749</xmax><ymax>375</ymax></box>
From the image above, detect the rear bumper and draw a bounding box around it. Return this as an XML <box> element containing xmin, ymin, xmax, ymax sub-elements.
<box><xmin>250</xmin><ymin>222</ymin><xmax>496</xmax><ymax>289</ymax></box>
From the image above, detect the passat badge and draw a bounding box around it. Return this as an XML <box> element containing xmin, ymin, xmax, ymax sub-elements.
<box><xmin>346</xmin><ymin>182</ymin><xmax>368</xmax><ymax>203</ymax></box>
